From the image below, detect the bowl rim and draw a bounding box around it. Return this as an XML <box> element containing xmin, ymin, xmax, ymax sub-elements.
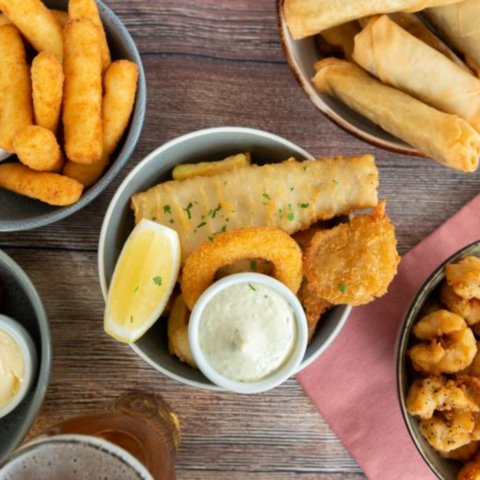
<box><xmin>396</xmin><ymin>239</ymin><xmax>480</xmax><ymax>479</ymax></box>
<box><xmin>0</xmin><ymin>249</ymin><xmax>52</xmax><ymax>463</ymax></box>
<box><xmin>0</xmin><ymin>314</ymin><xmax>38</xmax><ymax>419</ymax></box>
<box><xmin>0</xmin><ymin>0</ymin><xmax>147</xmax><ymax>232</ymax></box>
<box><xmin>188</xmin><ymin>273</ymin><xmax>309</xmax><ymax>394</ymax></box>
<box><xmin>275</xmin><ymin>0</ymin><xmax>424</xmax><ymax>158</ymax></box>
<box><xmin>98</xmin><ymin>126</ymin><xmax>351</xmax><ymax>390</ymax></box>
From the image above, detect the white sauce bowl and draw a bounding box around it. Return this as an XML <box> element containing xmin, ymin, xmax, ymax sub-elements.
<box><xmin>189</xmin><ymin>273</ymin><xmax>308</xmax><ymax>394</ymax></box>
<box><xmin>0</xmin><ymin>314</ymin><xmax>37</xmax><ymax>419</ymax></box>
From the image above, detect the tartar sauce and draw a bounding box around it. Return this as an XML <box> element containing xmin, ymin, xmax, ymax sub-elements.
<box><xmin>0</xmin><ymin>329</ymin><xmax>24</xmax><ymax>410</ymax></box>
<box><xmin>199</xmin><ymin>282</ymin><xmax>297</xmax><ymax>382</ymax></box>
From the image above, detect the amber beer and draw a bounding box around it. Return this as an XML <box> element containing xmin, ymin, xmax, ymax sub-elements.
<box><xmin>0</xmin><ymin>393</ymin><xmax>179</xmax><ymax>480</ymax></box>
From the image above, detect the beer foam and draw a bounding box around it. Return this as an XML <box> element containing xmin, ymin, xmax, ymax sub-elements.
<box><xmin>1</xmin><ymin>435</ymin><xmax>152</xmax><ymax>480</ymax></box>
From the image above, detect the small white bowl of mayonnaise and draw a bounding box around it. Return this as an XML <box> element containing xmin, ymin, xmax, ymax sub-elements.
<box><xmin>0</xmin><ymin>314</ymin><xmax>37</xmax><ymax>419</ymax></box>
<box><xmin>189</xmin><ymin>273</ymin><xmax>308</xmax><ymax>394</ymax></box>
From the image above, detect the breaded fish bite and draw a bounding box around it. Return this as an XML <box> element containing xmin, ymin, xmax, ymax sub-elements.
<box><xmin>63</xmin><ymin>18</ymin><xmax>103</xmax><ymax>164</ymax></box>
<box><xmin>303</xmin><ymin>201</ymin><xmax>400</xmax><ymax>306</ymax></box>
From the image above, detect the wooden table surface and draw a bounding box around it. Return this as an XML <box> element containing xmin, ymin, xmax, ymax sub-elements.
<box><xmin>1</xmin><ymin>0</ymin><xmax>479</xmax><ymax>478</ymax></box>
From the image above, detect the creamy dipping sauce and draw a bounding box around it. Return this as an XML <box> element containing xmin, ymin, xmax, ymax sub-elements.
<box><xmin>199</xmin><ymin>282</ymin><xmax>297</xmax><ymax>382</ymax></box>
<box><xmin>0</xmin><ymin>329</ymin><xmax>24</xmax><ymax>410</ymax></box>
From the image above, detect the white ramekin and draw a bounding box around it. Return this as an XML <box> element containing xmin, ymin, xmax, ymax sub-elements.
<box><xmin>188</xmin><ymin>273</ymin><xmax>308</xmax><ymax>394</ymax></box>
<box><xmin>0</xmin><ymin>314</ymin><xmax>37</xmax><ymax>419</ymax></box>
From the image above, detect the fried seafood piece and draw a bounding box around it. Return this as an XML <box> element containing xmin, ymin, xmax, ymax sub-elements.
<box><xmin>420</xmin><ymin>410</ymin><xmax>477</xmax><ymax>452</ymax></box>
<box><xmin>458</xmin><ymin>460</ymin><xmax>480</xmax><ymax>480</ymax></box>
<box><xmin>409</xmin><ymin>310</ymin><xmax>477</xmax><ymax>374</ymax></box>
<box><xmin>407</xmin><ymin>376</ymin><xmax>479</xmax><ymax>420</ymax></box>
<box><xmin>167</xmin><ymin>294</ymin><xmax>196</xmax><ymax>369</ymax></box>
<box><xmin>302</xmin><ymin>201</ymin><xmax>399</xmax><ymax>306</ymax></box>
<box><xmin>462</xmin><ymin>344</ymin><xmax>480</xmax><ymax>378</ymax></box>
<box><xmin>440</xmin><ymin>441</ymin><xmax>480</xmax><ymax>462</ymax></box>
<box><xmin>441</xmin><ymin>283</ymin><xmax>480</xmax><ymax>326</ymax></box>
<box><xmin>447</xmin><ymin>256</ymin><xmax>480</xmax><ymax>300</ymax></box>
<box><xmin>181</xmin><ymin>227</ymin><xmax>303</xmax><ymax>310</ymax></box>
<box><xmin>131</xmin><ymin>155</ymin><xmax>379</xmax><ymax>264</ymax></box>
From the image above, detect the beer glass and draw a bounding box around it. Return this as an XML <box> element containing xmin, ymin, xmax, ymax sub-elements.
<box><xmin>0</xmin><ymin>392</ymin><xmax>180</xmax><ymax>480</ymax></box>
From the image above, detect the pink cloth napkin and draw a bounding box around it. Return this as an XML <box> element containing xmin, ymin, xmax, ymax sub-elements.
<box><xmin>297</xmin><ymin>194</ymin><xmax>480</xmax><ymax>480</ymax></box>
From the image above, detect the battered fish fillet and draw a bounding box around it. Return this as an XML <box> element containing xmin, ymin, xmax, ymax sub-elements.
<box><xmin>131</xmin><ymin>155</ymin><xmax>378</xmax><ymax>263</ymax></box>
<box><xmin>303</xmin><ymin>201</ymin><xmax>399</xmax><ymax>306</ymax></box>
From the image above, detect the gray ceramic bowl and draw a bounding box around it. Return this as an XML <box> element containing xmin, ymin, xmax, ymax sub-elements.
<box><xmin>397</xmin><ymin>240</ymin><xmax>480</xmax><ymax>480</ymax></box>
<box><xmin>98</xmin><ymin>127</ymin><xmax>351</xmax><ymax>390</ymax></box>
<box><xmin>276</xmin><ymin>0</ymin><xmax>422</xmax><ymax>157</ymax></box>
<box><xmin>0</xmin><ymin>0</ymin><xmax>146</xmax><ymax>232</ymax></box>
<box><xmin>0</xmin><ymin>249</ymin><xmax>51</xmax><ymax>463</ymax></box>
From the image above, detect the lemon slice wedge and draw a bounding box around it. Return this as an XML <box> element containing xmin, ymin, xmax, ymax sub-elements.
<box><xmin>104</xmin><ymin>219</ymin><xmax>181</xmax><ymax>343</ymax></box>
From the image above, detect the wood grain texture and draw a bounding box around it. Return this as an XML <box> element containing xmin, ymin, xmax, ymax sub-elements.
<box><xmin>1</xmin><ymin>0</ymin><xmax>479</xmax><ymax>478</ymax></box>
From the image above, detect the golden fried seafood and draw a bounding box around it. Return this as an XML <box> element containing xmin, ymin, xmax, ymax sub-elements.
<box><xmin>167</xmin><ymin>295</ymin><xmax>196</xmax><ymax>368</ymax></box>
<box><xmin>447</xmin><ymin>256</ymin><xmax>480</xmax><ymax>300</ymax></box>
<box><xmin>458</xmin><ymin>460</ymin><xmax>480</xmax><ymax>479</ymax></box>
<box><xmin>131</xmin><ymin>155</ymin><xmax>379</xmax><ymax>264</ymax></box>
<box><xmin>303</xmin><ymin>201</ymin><xmax>399</xmax><ymax>306</ymax></box>
<box><xmin>442</xmin><ymin>283</ymin><xmax>480</xmax><ymax>326</ymax></box>
<box><xmin>215</xmin><ymin>258</ymin><xmax>273</xmax><ymax>279</ymax></box>
<box><xmin>464</xmin><ymin>345</ymin><xmax>480</xmax><ymax>378</ymax></box>
<box><xmin>440</xmin><ymin>441</ymin><xmax>479</xmax><ymax>462</ymax></box>
<box><xmin>406</xmin><ymin>376</ymin><xmax>478</xmax><ymax>420</ymax></box>
<box><xmin>409</xmin><ymin>310</ymin><xmax>477</xmax><ymax>374</ymax></box>
<box><xmin>420</xmin><ymin>410</ymin><xmax>476</xmax><ymax>452</ymax></box>
<box><xmin>181</xmin><ymin>227</ymin><xmax>303</xmax><ymax>310</ymax></box>
<box><xmin>298</xmin><ymin>281</ymin><xmax>332</xmax><ymax>341</ymax></box>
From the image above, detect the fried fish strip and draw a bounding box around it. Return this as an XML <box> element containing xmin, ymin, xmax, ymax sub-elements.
<box><xmin>132</xmin><ymin>155</ymin><xmax>379</xmax><ymax>264</ymax></box>
<box><xmin>303</xmin><ymin>201</ymin><xmax>399</xmax><ymax>306</ymax></box>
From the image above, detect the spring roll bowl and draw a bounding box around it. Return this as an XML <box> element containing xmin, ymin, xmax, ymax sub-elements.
<box><xmin>0</xmin><ymin>0</ymin><xmax>146</xmax><ymax>232</ymax></box>
<box><xmin>397</xmin><ymin>240</ymin><xmax>480</xmax><ymax>480</ymax></box>
<box><xmin>98</xmin><ymin>127</ymin><xmax>352</xmax><ymax>391</ymax></box>
<box><xmin>276</xmin><ymin>0</ymin><xmax>422</xmax><ymax>157</ymax></box>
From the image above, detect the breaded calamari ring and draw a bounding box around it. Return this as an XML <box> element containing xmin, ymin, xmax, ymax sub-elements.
<box><xmin>181</xmin><ymin>227</ymin><xmax>303</xmax><ymax>310</ymax></box>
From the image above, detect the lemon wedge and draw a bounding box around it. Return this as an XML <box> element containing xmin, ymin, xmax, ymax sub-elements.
<box><xmin>104</xmin><ymin>219</ymin><xmax>181</xmax><ymax>343</ymax></box>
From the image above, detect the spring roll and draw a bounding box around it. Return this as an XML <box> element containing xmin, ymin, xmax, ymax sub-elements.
<box><xmin>31</xmin><ymin>52</ymin><xmax>64</xmax><ymax>133</ymax></box>
<box><xmin>13</xmin><ymin>125</ymin><xmax>63</xmax><ymax>172</ymax></box>
<box><xmin>424</xmin><ymin>1</ymin><xmax>480</xmax><ymax>75</ymax></box>
<box><xmin>63</xmin><ymin>19</ymin><xmax>103</xmax><ymax>164</ymax></box>
<box><xmin>313</xmin><ymin>58</ymin><xmax>480</xmax><ymax>173</ymax></box>
<box><xmin>0</xmin><ymin>25</ymin><xmax>32</xmax><ymax>153</ymax></box>
<box><xmin>64</xmin><ymin>60</ymin><xmax>138</xmax><ymax>187</ymax></box>
<box><xmin>318</xmin><ymin>22</ymin><xmax>361</xmax><ymax>60</ymax></box>
<box><xmin>387</xmin><ymin>12</ymin><xmax>468</xmax><ymax>71</ymax></box>
<box><xmin>352</xmin><ymin>15</ymin><xmax>480</xmax><ymax>132</ymax></box>
<box><xmin>68</xmin><ymin>0</ymin><xmax>111</xmax><ymax>71</ymax></box>
<box><xmin>283</xmin><ymin>0</ymin><xmax>463</xmax><ymax>39</ymax></box>
<box><xmin>0</xmin><ymin>163</ymin><xmax>83</xmax><ymax>206</ymax></box>
<box><xmin>0</xmin><ymin>0</ymin><xmax>63</xmax><ymax>62</ymax></box>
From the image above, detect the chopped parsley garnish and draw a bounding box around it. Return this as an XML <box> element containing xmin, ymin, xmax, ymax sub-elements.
<box><xmin>209</xmin><ymin>204</ymin><xmax>222</xmax><ymax>218</ymax></box>
<box><xmin>151</xmin><ymin>216</ymin><xmax>157</xmax><ymax>221</ymax></box>
<box><xmin>299</xmin><ymin>203</ymin><xmax>309</xmax><ymax>209</ymax></box>
<box><xmin>130</xmin><ymin>315</ymin><xmax>134</xmax><ymax>324</ymax></box>
<box><xmin>194</xmin><ymin>221</ymin><xmax>207</xmax><ymax>232</ymax></box>
<box><xmin>248</xmin><ymin>283</ymin><xmax>256</xmax><ymax>291</ymax></box>
<box><xmin>338</xmin><ymin>282</ymin><xmax>346</xmax><ymax>294</ymax></box>
<box><xmin>169</xmin><ymin>219</ymin><xmax>175</xmax><ymax>224</ymax></box>
<box><xmin>183</xmin><ymin>202</ymin><xmax>193</xmax><ymax>220</ymax></box>
<box><xmin>333</xmin><ymin>179</ymin><xmax>340</xmax><ymax>185</ymax></box>
<box><xmin>153</xmin><ymin>276</ymin><xmax>162</xmax><ymax>286</ymax></box>
<box><xmin>133</xmin><ymin>286</ymin><xmax>139</xmax><ymax>293</ymax></box>
<box><xmin>262</xmin><ymin>193</ymin><xmax>271</xmax><ymax>200</ymax></box>
<box><xmin>208</xmin><ymin>236</ymin><xmax>214</xmax><ymax>243</ymax></box>
<box><xmin>287</xmin><ymin>204</ymin><xmax>294</xmax><ymax>221</ymax></box>
<box><xmin>303</xmin><ymin>166</ymin><xmax>307</xmax><ymax>171</ymax></box>
<box><xmin>163</xmin><ymin>205</ymin><xmax>172</xmax><ymax>214</ymax></box>
<box><xmin>290</xmin><ymin>187</ymin><xmax>294</xmax><ymax>191</ymax></box>
<box><xmin>250</xmin><ymin>260</ymin><xmax>257</xmax><ymax>272</ymax></box>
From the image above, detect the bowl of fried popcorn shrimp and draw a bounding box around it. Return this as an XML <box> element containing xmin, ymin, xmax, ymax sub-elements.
<box><xmin>398</xmin><ymin>240</ymin><xmax>480</xmax><ymax>480</ymax></box>
<box><xmin>0</xmin><ymin>0</ymin><xmax>146</xmax><ymax>231</ymax></box>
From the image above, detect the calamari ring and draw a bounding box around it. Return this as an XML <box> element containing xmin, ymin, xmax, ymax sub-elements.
<box><xmin>181</xmin><ymin>227</ymin><xmax>303</xmax><ymax>310</ymax></box>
